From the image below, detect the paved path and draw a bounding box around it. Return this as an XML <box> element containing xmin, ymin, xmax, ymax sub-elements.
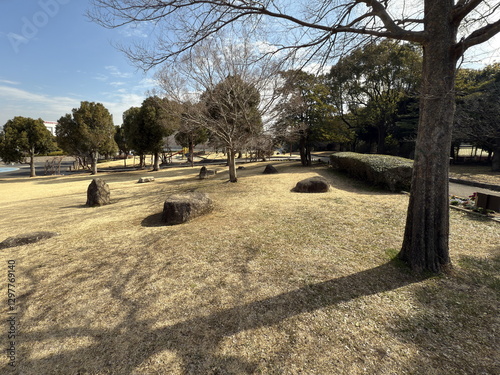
<box><xmin>449</xmin><ymin>182</ymin><xmax>498</xmax><ymax>198</ymax></box>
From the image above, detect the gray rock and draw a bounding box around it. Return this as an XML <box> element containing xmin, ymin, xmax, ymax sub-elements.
<box><xmin>162</xmin><ymin>192</ymin><xmax>214</xmax><ymax>225</ymax></box>
<box><xmin>0</xmin><ymin>231</ymin><xmax>59</xmax><ymax>250</ymax></box>
<box><xmin>293</xmin><ymin>176</ymin><xmax>330</xmax><ymax>193</ymax></box>
<box><xmin>199</xmin><ymin>166</ymin><xmax>217</xmax><ymax>179</ymax></box>
<box><xmin>138</xmin><ymin>176</ymin><xmax>155</xmax><ymax>183</ymax></box>
<box><xmin>86</xmin><ymin>178</ymin><xmax>110</xmax><ymax>207</ymax></box>
<box><xmin>263</xmin><ymin>164</ymin><xmax>278</xmax><ymax>174</ymax></box>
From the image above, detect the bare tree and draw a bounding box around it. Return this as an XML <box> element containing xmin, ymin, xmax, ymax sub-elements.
<box><xmin>157</xmin><ymin>37</ymin><xmax>275</xmax><ymax>182</ymax></box>
<box><xmin>89</xmin><ymin>1</ymin><xmax>500</xmax><ymax>273</ymax></box>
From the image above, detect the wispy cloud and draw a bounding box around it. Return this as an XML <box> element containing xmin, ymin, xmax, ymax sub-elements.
<box><xmin>93</xmin><ymin>74</ymin><xmax>108</xmax><ymax>82</ymax></box>
<box><xmin>118</xmin><ymin>23</ymin><xmax>149</xmax><ymax>38</ymax></box>
<box><xmin>0</xmin><ymin>79</ymin><xmax>21</xmax><ymax>85</ymax></box>
<box><xmin>105</xmin><ymin>65</ymin><xmax>133</xmax><ymax>79</ymax></box>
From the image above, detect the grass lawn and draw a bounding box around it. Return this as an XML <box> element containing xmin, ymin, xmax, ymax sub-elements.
<box><xmin>0</xmin><ymin>161</ymin><xmax>498</xmax><ymax>374</ymax></box>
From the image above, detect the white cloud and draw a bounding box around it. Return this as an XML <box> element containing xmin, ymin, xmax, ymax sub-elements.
<box><xmin>0</xmin><ymin>71</ymin><xmax>159</xmax><ymax>126</ymax></box>
<box><xmin>105</xmin><ymin>65</ymin><xmax>133</xmax><ymax>79</ymax></box>
<box><xmin>0</xmin><ymin>79</ymin><xmax>21</xmax><ymax>85</ymax></box>
<box><xmin>118</xmin><ymin>23</ymin><xmax>149</xmax><ymax>38</ymax></box>
<box><xmin>0</xmin><ymin>85</ymin><xmax>80</xmax><ymax>124</ymax></box>
<box><xmin>93</xmin><ymin>73</ymin><xmax>108</xmax><ymax>82</ymax></box>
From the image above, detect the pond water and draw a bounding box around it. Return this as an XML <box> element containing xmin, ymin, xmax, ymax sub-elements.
<box><xmin>0</xmin><ymin>167</ymin><xmax>19</xmax><ymax>173</ymax></box>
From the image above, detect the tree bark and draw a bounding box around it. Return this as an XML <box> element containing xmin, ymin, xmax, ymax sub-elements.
<box><xmin>492</xmin><ymin>140</ymin><xmax>500</xmax><ymax>171</ymax></box>
<box><xmin>228</xmin><ymin>147</ymin><xmax>238</xmax><ymax>182</ymax></box>
<box><xmin>189</xmin><ymin>140</ymin><xmax>194</xmax><ymax>167</ymax></box>
<box><xmin>299</xmin><ymin>132</ymin><xmax>311</xmax><ymax>166</ymax></box>
<box><xmin>153</xmin><ymin>152</ymin><xmax>160</xmax><ymax>171</ymax></box>
<box><xmin>399</xmin><ymin>0</ymin><xmax>457</xmax><ymax>273</ymax></box>
<box><xmin>29</xmin><ymin>149</ymin><xmax>36</xmax><ymax>177</ymax></box>
<box><xmin>90</xmin><ymin>151</ymin><xmax>98</xmax><ymax>175</ymax></box>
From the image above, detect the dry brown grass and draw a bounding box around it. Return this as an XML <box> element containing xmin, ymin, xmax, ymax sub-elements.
<box><xmin>0</xmin><ymin>162</ymin><xmax>498</xmax><ymax>375</ymax></box>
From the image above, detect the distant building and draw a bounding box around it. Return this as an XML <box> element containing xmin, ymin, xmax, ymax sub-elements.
<box><xmin>44</xmin><ymin>121</ymin><xmax>57</xmax><ymax>136</ymax></box>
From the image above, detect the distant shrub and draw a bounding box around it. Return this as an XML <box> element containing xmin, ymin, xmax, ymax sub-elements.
<box><xmin>45</xmin><ymin>150</ymin><xmax>65</xmax><ymax>156</ymax></box>
<box><xmin>330</xmin><ymin>152</ymin><xmax>413</xmax><ymax>192</ymax></box>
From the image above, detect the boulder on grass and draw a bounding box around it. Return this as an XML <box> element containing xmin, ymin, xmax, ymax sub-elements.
<box><xmin>138</xmin><ymin>176</ymin><xmax>155</xmax><ymax>183</ymax></box>
<box><xmin>86</xmin><ymin>178</ymin><xmax>110</xmax><ymax>207</ymax></box>
<box><xmin>199</xmin><ymin>166</ymin><xmax>217</xmax><ymax>179</ymax></box>
<box><xmin>293</xmin><ymin>176</ymin><xmax>330</xmax><ymax>193</ymax></box>
<box><xmin>162</xmin><ymin>192</ymin><xmax>213</xmax><ymax>225</ymax></box>
<box><xmin>263</xmin><ymin>164</ymin><xmax>278</xmax><ymax>174</ymax></box>
<box><xmin>0</xmin><ymin>231</ymin><xmax>59</xmax><ymax>250</ymax></box>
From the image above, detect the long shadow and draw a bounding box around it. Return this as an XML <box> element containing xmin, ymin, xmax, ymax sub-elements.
<box><xmin>6</xmin><ymin>260</ymin><xmax>428</xmax><ymax>374</ymax></box>
<box><xmin>389</xmin><ymin>254</ymin><xmax>500</xmax><ymax>373</ymax></box>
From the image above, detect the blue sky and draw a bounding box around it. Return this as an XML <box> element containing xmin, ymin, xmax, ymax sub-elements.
<box><xmin>1</xmin><ymin>1</ymin><xmax>499</xmax><ymax>128</ymax></box>
<box><xmin>0</xmin><ymin>0</ymin><xmax>156</xmax><ymax>126</ymax></box>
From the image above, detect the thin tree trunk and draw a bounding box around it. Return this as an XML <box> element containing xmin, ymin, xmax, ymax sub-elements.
<box><xmin>399</xmin><ymin>1</ymin><xmax>457</xmax><ymax>273</ymax></box>
<box><xmin>377</xmin><ymin>125</ymin><xmax>386</xmax><ymax>154</ymax></box>
<box><xmin>492</xmin><ymin>141</ymin><xmax>500</xmax><ymax>171</ymax></box>
<box><xmin>189</xmin><ymin>140</ymin><xmax>194</xmax><ymax>167</ymax></box>
<box><xmin>153</xmin><ymin>152</ymin><xmax>160</xmax><ymax>171</ymax></box>
<box><xmin>29</xmin><ymin>149</ymin><xmax>36</xmax><ymax>177</ymax></box>
<box><xmin>299</xmin><ymin>133</ymin><xmax>308</xmax><ymax>166</ymax></box>
<box><xmin>91</xmin><ymin>151</ymin><xmax>98</xmax><ymax>175</ymax></box>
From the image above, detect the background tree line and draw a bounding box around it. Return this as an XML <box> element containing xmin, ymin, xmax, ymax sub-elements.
<box><xmin>2</xmin><ymin>42</ymin><xmax>499</xmax><ymax>179</ymax></box>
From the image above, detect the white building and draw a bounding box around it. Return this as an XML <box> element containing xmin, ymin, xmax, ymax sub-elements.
<box><xmin>44</xmin><ymin>121</ymin><xmax>57</xmax><ymax>136</ymax></box>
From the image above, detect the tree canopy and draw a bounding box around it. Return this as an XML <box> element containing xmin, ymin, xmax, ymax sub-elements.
<box><xmin>56</xmin><ymin>101</ymin><xmax>116</xmax><ymax>175</ymax></box>
<box><xmin>122</xmin><ymin>97</ymin><xmax>181</xmax><ymax>170</ymax></box>
<box><xmin>328</xmin><ymin>40</ymin><xmax>422</xmax><ymax>154</ymax></box>
<box><xmin>274</xmin><ymin>70</ymin><xmax>352</xmax><ymax>166</ymax></box>
<box><xmin>202</xmin><ymin>74</ymin><xmax>263</xmax><ymax>182</ymax></box>
<box><xmin>0</xmin><ymin>116</ymin><xmax>54</xmax><ymax>177</ymax></box>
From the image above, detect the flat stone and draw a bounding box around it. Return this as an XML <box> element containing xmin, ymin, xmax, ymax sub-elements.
<box><xmin>138</xmin><ymin>176</ymin><xmax>155</xmax><ymax>183</ymax></box>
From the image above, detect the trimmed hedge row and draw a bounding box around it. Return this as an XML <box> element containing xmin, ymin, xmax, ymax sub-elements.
<box><xmin>330</xmin><ymin>152</ymin><xmax>413</xmax><ymax>192</ymax></box>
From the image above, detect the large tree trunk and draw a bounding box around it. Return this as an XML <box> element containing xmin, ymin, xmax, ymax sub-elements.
<box><xmin>227</xmin><ymin>147</ymin><xmax>237</xmax><ymax>182</ymax></box>
<box><xmin>399</xmin><ymin>1</ymin><xmax>457</xmax><ymax>273</ymax></box>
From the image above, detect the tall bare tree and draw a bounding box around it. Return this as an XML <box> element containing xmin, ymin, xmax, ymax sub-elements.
<box><xmin>157</xmin><ymin>37</ymin><xmax>273</xmax><ymax>182</ymax></box>
<box><xmin>89</xmin><ymin>1</ymin><xmax>500</xmax><ymax>273</ymax></box>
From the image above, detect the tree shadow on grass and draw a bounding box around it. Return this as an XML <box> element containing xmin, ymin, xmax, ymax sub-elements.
<box><xmin>389</xmin><ymin>254</ymin><xmax>500</xmax><ymax>374</ymax></box>
<box><xmin>6</xmin><ymin>259</ymin><xmax>429</xmax><ymax>374</ymax></box>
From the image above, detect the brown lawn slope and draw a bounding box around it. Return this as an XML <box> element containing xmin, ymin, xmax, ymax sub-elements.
<box><xmin>0</xmin><ymin>162</ymin><xmax>498</xmax><ymax>374</ymax></box>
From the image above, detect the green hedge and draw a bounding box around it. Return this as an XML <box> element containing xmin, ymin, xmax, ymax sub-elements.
<box><xmin>330</xmin><ymin>152</ymin><xmax>413</xmax><ymax>192</ymax></box>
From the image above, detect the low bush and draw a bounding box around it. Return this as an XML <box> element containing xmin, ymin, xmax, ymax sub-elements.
<box><xmin>330</xmin><ymin>152</ymin><xmax>413</xmax><ymax>192</ymax></box>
